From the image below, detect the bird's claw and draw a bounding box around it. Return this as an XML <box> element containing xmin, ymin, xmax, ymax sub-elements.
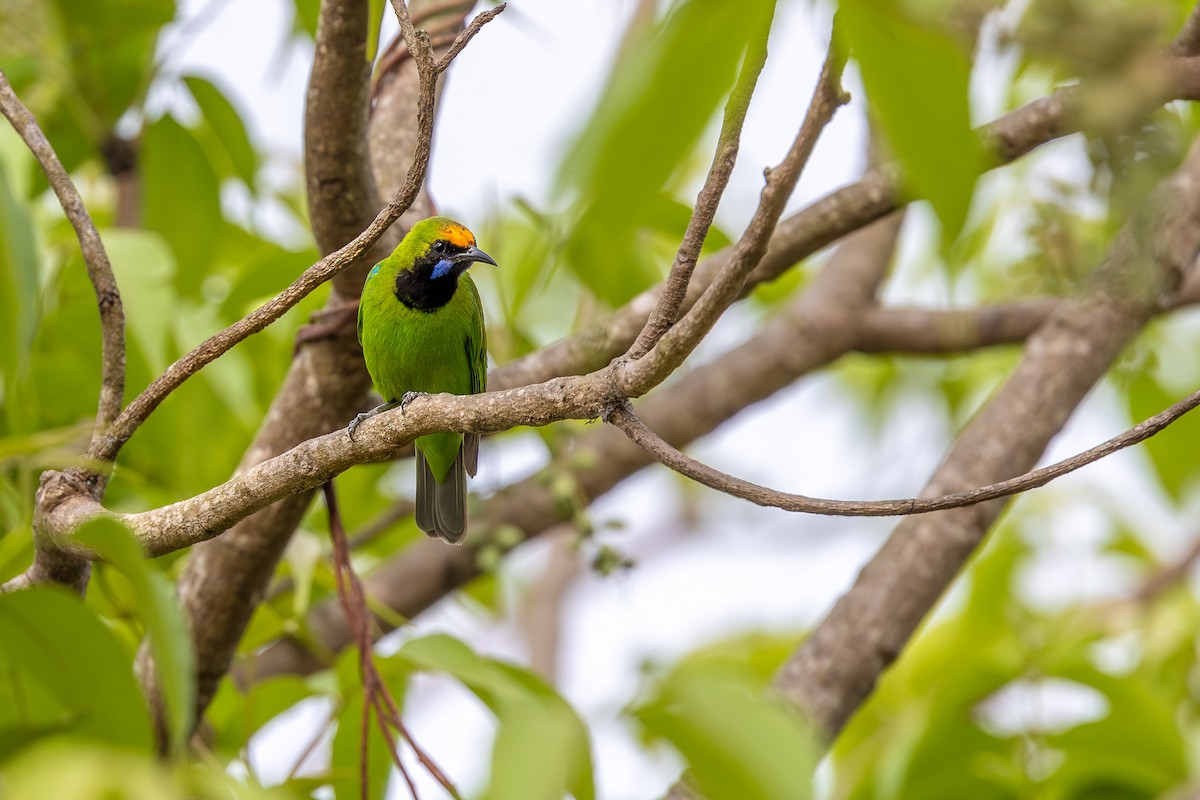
<box><xmin>399</xmin><ymin>391</ymin><xmax>428</xmax><ymax>414</ymax></box>
<box><xmin>347</xmin><ymin>412</ymin><xmax>370</xmax><ymax>442</ymax></box>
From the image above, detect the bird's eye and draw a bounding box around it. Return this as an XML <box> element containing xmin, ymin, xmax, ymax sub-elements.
<box><xmin>433</xmin><ymin>240</ymin><xmax>446</xmax><ymax>254</ymax></box>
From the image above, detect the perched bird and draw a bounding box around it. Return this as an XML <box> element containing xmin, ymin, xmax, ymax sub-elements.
<box><xmin>349</xmin><ymin>216</ymin><xmax>495</xmax><ymax>544</ymax></box>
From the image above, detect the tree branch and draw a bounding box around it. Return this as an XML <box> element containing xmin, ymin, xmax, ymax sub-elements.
<box><xmin>605</xmin><ymin>379</ymin><xmax>1200</xmax><ymax>517</ymax></box>
<box><xmin>0</xmin><ymin>71</ymin><xmax>125</xmax><ymax>468</ymax></box>
<box><xmin>626</xmin><ymin>6</ymin><xmax>777</xmax><ymax>358</ymax></box>
<box><xmin>773</xmin><ymin>135</ymin><xmax>1200</xmax><ymax>742</ymax></box>
<box><xmin>620</xmin><ymin>39</ymin><xmax>849</xmax><ymax>397</ymax></box>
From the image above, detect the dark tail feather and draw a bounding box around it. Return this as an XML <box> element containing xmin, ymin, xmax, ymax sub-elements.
<box><xmin>415</xmin><ymin>448</ymin><xmax>467</xmax><ymax>545</ymax></box>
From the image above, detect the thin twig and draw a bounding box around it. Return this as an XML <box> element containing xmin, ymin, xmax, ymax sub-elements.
<box><xmin>606</xmin><ymin>378</ymin><xmax>1200</xmax><ymax>517</ymax></box>
<box><xmin>434</xmin><ymin>3</ymin><xmax>507</xmax><ymax>74</ymax></box>
<box><xmin>620</xmin><ymin>37</ymin><xmax>849</xmax><ymax>395</ymax></box>
<box><xmin>324</xmin><ymin>481</ymin><xmax>459</xmax><ymax>800</ymax></box>
<box><xmin>0</xmin><ymin>71</ymin><xmax>125</xmax><ymax>462</ymax></box>
<box><xmin>626</xmin><ymin>5</ymin><xmax>776</xmax><ymax>359</ymax></box>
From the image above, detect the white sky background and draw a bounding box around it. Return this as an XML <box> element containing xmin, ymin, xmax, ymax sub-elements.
<box><xmin>158</xmin><ymin>1</ymin><xmax>1200</xmax><ymax>798</ymax></box>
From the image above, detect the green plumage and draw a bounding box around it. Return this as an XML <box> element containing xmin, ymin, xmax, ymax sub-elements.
<box><xmin>355</xmin><ymin>216</ymin><xmax>492</xmax><ymax>544</ymax></box>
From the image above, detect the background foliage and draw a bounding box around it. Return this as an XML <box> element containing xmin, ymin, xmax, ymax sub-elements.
<box><xmin>4</xmin><ymin>0</ymin><xmax>1200</xmax><ymax>798</ymax></box>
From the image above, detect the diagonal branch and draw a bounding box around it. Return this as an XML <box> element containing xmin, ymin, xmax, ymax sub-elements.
<box><xmin>621</xmin><ymin>37</ymin><xmax>849</xmax><ymax>396</ymax></box>
<box><xmin>626</xmin><ymin>5</ymin><xmax>777</xmax><ymax>359</ymax></box>
<box><xmin>0</xmin><ymin>71</ymin><xmax>125</xmax><ymax>463</ymax></box>
<box><xmin>606</xmin><ymin>383</ymin><xmax>1200</xmax><ymax>517</ymax></box>
<box><xmin>774</xmin><ymin>134</ymin><xmax>1200</xmax><ymax>742</ymax></box>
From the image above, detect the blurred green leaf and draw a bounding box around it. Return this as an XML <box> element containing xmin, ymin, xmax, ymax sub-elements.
<box><xmin>183</xmin><ymin>75</ymin><xmax>259</xmax><ymax>188</ymax></box>
<box><xmin>2</xmin><ymin>742</ymin><xmax>178</xmax><ymax>799</ymax></box>
<box><xmin>75</xmin><ymin>517</ymin><xmax>195</xmax><ymax>754</ymax></box>
<box><xmin>0</xmin><ymin>127</ymin><xmax>40</xmax><ymax>431</ymax></box>
<box><xmin>1128</xmin><ymin>368</ymin><xmax>1200</xmax><ymax>502</ymax></box>
<box><xmin>140</xmin><ymin>114</ymin><xmax>223</xmax><ymax>295</ymax></box>
<box><xmin>839</xmin><ymin>0</ymin><xmax>983</xmax><ymax>243</ymax></box>
<box><xmin>559</xmin><ymin>0</ymin><xmax>775</xmax><ymax>305</ymax></box>
<box><xmin>398</xmin><ymin>634</ymin><xmax>595</xmax><ymax>800</ymax></box>
<box><xmin>637</xmin><ymin>657</ymin><xmax>819</xmax><ymax>800</ymax></box>
<box><xmin>207</xmin><ymin>674</ymin><xmax>317</xmax><ymax>755</ymax></box>
<box><xmin>1047</xmin><ymin>666</ymin><xmax>1187</xmax><ymax>796</ymax></box>
<box><xmin>102</xmin><ymin>227</ymin><xmax>177</xmax><ymax>373</ymax></box>
<box><xmin>292</xmin><ymin>0</ymin><xmax>320</xmax><ymax>39</ymax></box>
<box><xmin>0</xmin><ymin>586</ymin><xmax>153</xmax><ymax>757</ymax></box>
<box><xmin>367</xmin><ymin>0</ymin><xmax>385</xmax><ymax>62</ymax></box>
<box><xmin>48</xmin><ymin>0</ymin><xmax>174</xmax><ymax>144</ymax></box>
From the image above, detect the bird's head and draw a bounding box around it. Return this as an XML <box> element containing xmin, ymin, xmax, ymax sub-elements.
<box><xmin>406</xmin><ymin>216</ymin><xmax>497</xmax><ymax>281</ymax></box>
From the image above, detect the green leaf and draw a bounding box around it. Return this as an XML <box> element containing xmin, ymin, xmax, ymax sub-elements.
<box><xmin>1127</xmin><ymin>368</ymin><xmax>1200</xmax><ymax>501</ymax></box>
<box><xmin>206</xmin><ymin>675</ymin><xmax>316</xmax><ymax>755</ymax></box>
<box><xmin>101</xmin><ymin>228</ymin><xmax>177</xmax><ymax>373</ymax></box>
<box><xmin>367</xmin><ymin>0</ymin><xmax>385</xmax><ymax>62</ymax></box>
<box><xmin>398</xmin><ymin>634</ymin><xmax>595</xmax><ymax>800</ymax></box>
<box><xmin>330</xmin><ymin>647</ymin><xmax>402</xmax><ymax>800</ymax></box>
<box><xmin>839</xmin><ymin>1</ymin><xmax>983</xmax><ymax>243</ymax></box>
<box><xmin>292</xmin><ymin>0</ymin><xmax>320</xmax><ymax>39</ymax></box>
<box><xmin>637</xmin><ymin>658</ymin><xmax>819</xmax><ymax>800</ymax></box>
<box><xmin>140</xmin><ymin>114</ymin><xmax>223</xmax><ymax>296</ymax></box>
<box><xmin>0</xmin><ymin>126</ymin><xmax>40</xmax><ymax>430</ymax></box>
<box><xmin>183</xmin><ymin>75</ymin><xmax>258</xmax><ymax>187</ymax></box>
<box><xmin>75</xmin><ymin>517</ymin><xmax>195</xmax><ymax>755</ymax></box>
<box><xmin>48</xmin><ymin>0</ymin><xmax>174</xmax><ymax>140</ymax></box>
<box><xmin>0</xmin><ymin>586</ymin><xmax>154</xmax><ymax>757</ymax></box>
<box><xmin>2</xmin><ymin>742</ymin><xmax>179</xmax><ymax>799</ymax></box>
<box><xmin>1047</xmin><ymin>666</ymin><xmax>1187</xmax><ymax>796</ymax></box>
<box><xmin>558</xmin><ymin>0</ymin><xmax>776</xmax><ymax>305</ymax></box>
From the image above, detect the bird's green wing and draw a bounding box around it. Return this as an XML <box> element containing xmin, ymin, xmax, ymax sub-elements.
<box><xmin>358</xmin><ymin>262</ymin><xmax>383</xmax><ymax>346</ymax></box>
<box><xmin>463</xmin><ymin>278</ymin><xmax>487</xmax><ymax>476</ymax></box>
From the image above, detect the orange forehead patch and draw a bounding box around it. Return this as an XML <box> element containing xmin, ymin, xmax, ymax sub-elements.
<box><xmin>440</xmin><ymin>223</ymin><xmax>476</xmax><ymax>249</ymax></box>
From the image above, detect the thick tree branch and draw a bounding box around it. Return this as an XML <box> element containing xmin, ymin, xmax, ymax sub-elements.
<box><xmin>773</xmin><ymin>136</ymin><xmax>1200</xmax><ymax>742</ymax></box>
<box><xmin>0</xmin><ymin>72</ymin><xmax>125</xmax><ymax>461</ymax></box>
<box><xmin>305</xmin><ymin>0</ymin><xmax>393</xmax><ymax>292</ymax></box>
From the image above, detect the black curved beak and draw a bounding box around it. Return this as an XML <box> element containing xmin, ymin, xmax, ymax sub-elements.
<box><xmin>454</xmin><ymin>245</ymin><xmax>498</xmax><ymax>268</ymax></box>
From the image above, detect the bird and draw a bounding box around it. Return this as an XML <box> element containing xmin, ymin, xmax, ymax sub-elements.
<box><xmin>348</xmin><ymin>216</ymin><xmax>495</xmax><ymax>544</ymax></box>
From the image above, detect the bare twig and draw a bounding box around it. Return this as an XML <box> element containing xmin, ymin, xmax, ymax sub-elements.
<box><xmin>606</xmin><ymin>382</ymin><xmax>1200</xmax><ymax>517</ymax></box>
<box><xmin>434</xmin><ymin>4</ymin><xmax>506</xmax><ymax>74</ymax></box>
<box><xmin>1132</xmin><ymin>534</ymin><xmax>1200</xmax><ymax>603</ymax></box>
<box><xmin>0</xmin><ymin>71</ymin><xmax>125</xmax><ymax>463</ymax></box>
<box><xmin>325</xmin><ymin>482</ymin><xmax>459</xmax><ymax>800</ymax></box>
<box><xmin>625</xmin><ymin>6</ymin><xmax>776</xmax><ymax>359</ymax></box>
<box><xmin>621</xmin><ymin>39</ymin><xmax>850</xmax><ymax>396</ymax></box>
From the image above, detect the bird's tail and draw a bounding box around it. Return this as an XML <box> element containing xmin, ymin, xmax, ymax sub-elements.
<box><xmin>415</xmin><ymin>448</ymin><xmax>467</xmax><ymax>544</ymax></box>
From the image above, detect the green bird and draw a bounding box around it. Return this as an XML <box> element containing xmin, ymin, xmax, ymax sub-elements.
<box><xmin>348</xmin><ymin>216</ymin><xmax>495</xmax><ymax>544</ymax></box>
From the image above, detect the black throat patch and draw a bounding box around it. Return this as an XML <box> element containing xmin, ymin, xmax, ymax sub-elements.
<box><xmin>393</xmin><ymin>254</ymin><xmax>460</xmax><ymax>312</ymax></box>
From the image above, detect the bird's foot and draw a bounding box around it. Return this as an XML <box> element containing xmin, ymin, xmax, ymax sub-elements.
<box><xmin>346</xmin><ymin>399</ymin><xmax>401</xmax><ymax>441</ymax></box>
<box><xmin>399</xmin><ymin>391</ymin><xmax>429</xmax><ymax>414</ymax></box>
